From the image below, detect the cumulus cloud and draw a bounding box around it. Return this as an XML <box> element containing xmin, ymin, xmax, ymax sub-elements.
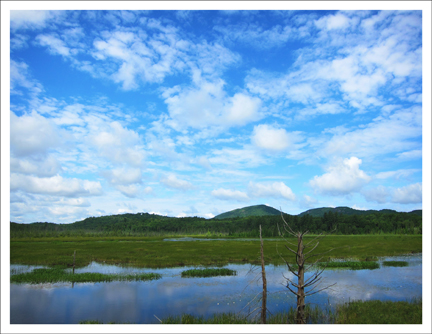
<box><xmin>10</xmin><ymin>156</ymin><xmax>61</xmax><ymax>177</ymax></box>
<box><xmin>10</xmin><ymin>111</ymin><xmax>60</xmax><ymax>157</ymax></box>
<box><xmin>10</xmin><ymin>174</ymin><xmax>103</xmax><ymax>197</ymax></box>
<box><xmin>102</xmin><ymin>167</ymin><xmax>143</xmax><ymax>197</ymax></box>
<box><xmin>251</xmin><ymin>124</ymin><xmax>296</xmax><ymax>152</ymax></box>
<box><xmin>310</xmin><ymin>157</ymin><xmax>371</xmax><ymax>196</ymax></box>
<box><xmin>315</xmin><ymin>13</ymin><xmax>351</xmax><ymax>31</ymax></box>
<box><xmin>248</xmin><ymin>181</ymin><xmax>296</xmax><ymax>201</ymax></box>
<box><xmin>89</xmin><ymin>121</ymin><xmax>145</xmax><ymax>167</ymax></box>
<box><xmin>102</xmin><ymin>168</ymin><xmax>142</xmax><ymax>185</ymax></box>
<box><xmin>162</xmin><ymin>74</ymin><xmax>262</xmax><ymax>131</ymax></box>
<box><xmin>160</xmin><ymin>174</ymin><xmax>194</xmax><ymax>191</ymax></box>
<box><xmin>115</xmin><ymin>184</ymin><xmax>140</xmax><ymax>198</ymax></box>
<box><xmin>391</xmin><ymin>183</ymin><xmax>422</xmax><ymax>204</ymax></box>
<box><xmin>211</xmin><ymin>188</ymin><xmax>250</xmax><ymax>202</ymax></box>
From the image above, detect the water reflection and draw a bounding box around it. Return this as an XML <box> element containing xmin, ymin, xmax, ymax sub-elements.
<box><xmin>10</xmin><ymin>254</ymin><xmax>421</xmax><ymax>324</ymax></box>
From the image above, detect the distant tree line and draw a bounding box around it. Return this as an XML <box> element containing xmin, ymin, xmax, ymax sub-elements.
<box><xmin>10</xmin><ymin>210</ymin><xmax>422</xmax><ymax>238</ymax></box>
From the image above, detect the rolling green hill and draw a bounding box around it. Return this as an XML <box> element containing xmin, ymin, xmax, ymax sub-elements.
<box><xmin>298</xmin><ymin>206</ymin><xmax>421</xmax><ymax>217</ymax></box>
<box><xmin>213</xmin><ymin>204</ymin><xmax>282</xmax><ymax>219</ymax></box>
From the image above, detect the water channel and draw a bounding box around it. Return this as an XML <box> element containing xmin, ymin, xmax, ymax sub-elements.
<box><xmin>10</xmin><ymin>254</ymin><xmax>422</xmax><ymax>324</ymax></box>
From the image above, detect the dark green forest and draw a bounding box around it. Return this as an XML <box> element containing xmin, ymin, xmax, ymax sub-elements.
<box><xmin>10</xmin><ymin>209</ymin><xmax>422</xmax><ymax>238</ymax></box>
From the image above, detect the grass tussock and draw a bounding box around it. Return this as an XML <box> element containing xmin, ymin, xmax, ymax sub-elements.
<box><xmin>10</xmin><ymin>267</ymin><xmax>161</xmax><ymax>284</ymax></box>
<box><xmin>181</xmin><ymin>268</ymin><xmax>236</xmax><ymax>278</ymax></box>
<box><xmin>318</xmin><ymin>261</ymin><xmax>380</xmax><ymax>270</ymax></box>
<box><xmin>157</xmin><ymin>299</ymin><xmax>421</xmax><ymax>324</ymax></box>
<box><xmin>382</xmin><ymin>261</ymin><xmax>409</xmax><ymax>267</ymax></box>
<box><xmin>334</xmin><ymin>299</ymin><xmax>422</xmax><ymax>324</ymax></box>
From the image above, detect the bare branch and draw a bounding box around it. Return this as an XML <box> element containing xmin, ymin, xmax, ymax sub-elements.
<box><xmin>305</xmin><ymin>283</ymin><xmax>337</xmax><ymax>297</ymax></box>
<box><xmin>304</xmin><ymin>241</ymin><xmax>320</xmax><ymax>256</ymax></box>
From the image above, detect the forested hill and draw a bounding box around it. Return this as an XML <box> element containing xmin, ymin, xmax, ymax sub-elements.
<box><xmin>298</xmin><ymin>206</ymin><xmax>422</xmax><ymax>217</ymax></box>
<box><xmin>10</xmin><ymin>206</ymin><xmax>422</xmax><ymax>238</ymax></box>
<box><xmin>214</xmin><ymin>204</ymin><xmax>281</xmax><ymax>219</ymax></box>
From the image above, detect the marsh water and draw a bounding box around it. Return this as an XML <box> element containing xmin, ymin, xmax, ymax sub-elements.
<box><xmin>10</xmin><ymin>254</ymin><xmax>421</xmax><ymax>324</ymax></box>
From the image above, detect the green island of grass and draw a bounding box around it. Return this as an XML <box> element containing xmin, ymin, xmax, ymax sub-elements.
<box><xmin>181</xmin><ymin>268</ymin><xmax>236</xmax><ymax>278</ymax></box>
<box><xmin>317</xmin><ymin>261</ymin><xmax>380</xmax><ymax>270</ymax></box>
<box><xmin>10</xmin><ymin>267</ymin><xmax>161</xmax><ymax>284</ymax></box>
<box><xmin>382</xmin><ymin>260</ymin><xmax>409</xmax><ymax>267</ymax></box>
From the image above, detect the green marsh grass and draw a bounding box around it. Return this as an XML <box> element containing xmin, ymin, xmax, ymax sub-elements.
<box><xmin>10</xmin><ymin>235</ymin><xmax>421</xmax><ymax>268</ymax></box>
<box><xmin>157</xmin><ymin>300</ymin><xmax>421</xmax><ymax>324</ymax></box>
<box><xmin>10</xmin><ymin>267</ymin><xmax>161</xmax><ymax>284</ymax></box>
<box><xmin>318</xmin><ymin>261</ymin><xmax>380</xmax><ymax>270</ymax></box>
<box><xmin>382</xmin><ymin>260</ymin><xmax>409</xmax><ymax>267</ymax></box>
<box><xmin>78</xmin><ymin>299</ymin><xmax>421</xmax><ymax>324</ymax></box>
<box><xmin>181</xmin><ymin>268</ymin><xmax>236</xmax><ymax>278</ymax></box>
<box><xmin>334</xmin><ymin>299</ymin><xmax>422</xmax><ymax>324</ymax></box>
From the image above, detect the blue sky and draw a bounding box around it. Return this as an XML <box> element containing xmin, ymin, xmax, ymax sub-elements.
<box><xmin>3</xmin><ymin>4</ymin><xmax>431</xmax><ymax>224</ymax></box>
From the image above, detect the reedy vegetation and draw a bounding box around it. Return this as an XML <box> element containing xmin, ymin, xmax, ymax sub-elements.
<box><xmin>10</xmin><ymin>235</ymin><xmax>421</xmax><ymax>269</ymax></box>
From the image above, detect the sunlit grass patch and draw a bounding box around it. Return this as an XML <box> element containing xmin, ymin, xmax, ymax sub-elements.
<box><xmin>157</xmin><ymin>299</ymin><xmax>421</xmax><ymax>324</ymax></box>
<box><xmin>382</xmin><ymin>260</ymin><xmax>409</xmax><ymax>267</ymax></box>
<box><xmin>335</xmin><ymin>299</ymin><xmax>422</xmax><ymax>324</ymax></box>
<box><xmin>317</xmin><ymin>261</ymin><xmax>380</xmax><ymax>270</ymax></box>
<box><xmin>10</xmin><ymin>267</ymin><xmax>161</xmax><ymax>284</ymax></box>
<box><xmin>181</xmin><ymin>268</ymin><xmax>236</xmax><ymax>278</ymax></box>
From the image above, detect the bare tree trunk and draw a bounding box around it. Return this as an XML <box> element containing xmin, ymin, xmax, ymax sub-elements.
<box><xmin>296</xmin><ymin>235</ymin><xmax>305</xmax><ymax>324</ymax></box>
<box><xmin>73</xmin><ymin>250</ymin><xmax>76</xmax><ymax>275</ymax></box>
<box><xmin>259</xmin><ymin>225</ymin><xmax>267</xmax><ymax>324</ymax></box>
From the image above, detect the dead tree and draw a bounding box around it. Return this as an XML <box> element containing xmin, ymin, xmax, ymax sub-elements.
<box><xmin>238</xmin><ymin>225</ymin><xmax>269</xmax><ymax>324</ymax></box>
<box><xmin>277</xmin><ymin>210</ymin><xmax>336</xmax><ymax>324</ymax></box>
<box><xmin>259</xmin><ymin>225</ymin><xmax>267</xmax><ymax>324</ymax></box>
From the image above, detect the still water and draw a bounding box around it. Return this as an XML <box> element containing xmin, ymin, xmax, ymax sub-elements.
<box><xmin>10</xmin><ymin>254</ymin><xmax>422</xmax><ymax>324</ymax></box>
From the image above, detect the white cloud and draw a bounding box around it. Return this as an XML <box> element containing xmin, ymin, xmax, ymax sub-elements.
<box><xmin>397</xmin><ymin>149</ymin><xmax>422</xmax><ymax>160</ymax></box>
<box><xmin>319</xmin><ymin>107</ymin><xmax>421</xmax><ymax>159</ymax></box>
<box><xmin>300</xmin><ymin>195</ymin><xmax>318</xmax><ymax>208</ymax></box>
<box><xmin>10</xmin><ymin>156</ymin><xmax>61</xmax><ymax>177</ymax></box>
<box><xmin>251</xmin><ymin>124</ymin><xmax>292</xmax><ymax>152</ymax></box>
<box><xmin>160</xmin><ymin>174</ymin><xmax>194</xmax><ymax>191</ymax></box>
<box><xmin>10</xmin><ymin>10</ymin><xmax>65</xmax><ymax>31</ymax></box>
<box><xmin>162</xmin><ymin>74</ymin><xmax>262</xmax><ymax>131</ymax></box>
<box><xmin>248</xmin><ymin>181</ymin><xmax>296</xmax><ymax>201</ymax></box>
<box><xmin>115</xmin><ymin>184</ymin><xmax>140</xmax><ymax>198</ymax></box>
<box><xmin>10</xmin><ymin>60</ymin><xmax>44</xmax><ymax>97</ymax></box>
<box><xmin>362</xmin><ymin>186</ymin><xmax>391</xmax><ymax>204</ymax></box>
<box><xmin>102</xmin><ymin>168</ymin><xmax>142</xmax><ymax>185</ymax></box>
<box><xmin>10</xmin><ymin>174</ymin><xmax>103</xmax><ymax>198</ymax></box>
<box><xmin>375</xmin><ymin>169</ymin><xmax>420</xmax><ymax>180</ymax></box>
<box><xmin>310</xmin><ymin>157</ymin><xmax>371</xmax><ymax>196</ymax></box>
<box><xmin>35</xmin><ymin>34</ymin><xmax>74</xmax><ymax>57</ymax></box>
<box><xmin>89</xmin><ymin>121</ymin><xmax>145</xmax><ymax>167</ymax></box>
<box><xmin>315</xmin><ymin>13</ymin><xmax>351</xmax><ymax>31</ymax></box>
<box><xmin>391</xmin><ymin>183</ymin><xmax>422</xmax><ymax>204</ymax></box>
<box><xmin>10</xmin><ymin>111</ymin><xmax>60</xmax><ymax>157</ymax></box>
<box><xmin>211</xmin><ymin>188</ymin><xmax>250</xmax><ymax>202</ymax></box>
<box><xmin>209</xmin><ymin>147</ymin><xmax>266</xmax><ymax>168</ymax></box>
<box><xmin>57</xmin><ymin>198</ymin><xmax>91</xmax><ymax>207</ymax></box>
